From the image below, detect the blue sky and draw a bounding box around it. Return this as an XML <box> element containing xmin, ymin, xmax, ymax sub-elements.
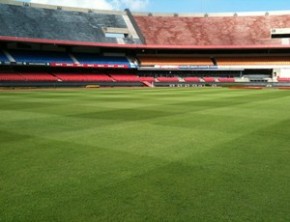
<box><xmin>20</xmin><ymin>0</ymin><xmax>290</xmax><ymax>13</ymax></box>
<box><xmin>148</xmin><ymin>0</ymin><xmax>290</xmax><ymax>13</ymax></box>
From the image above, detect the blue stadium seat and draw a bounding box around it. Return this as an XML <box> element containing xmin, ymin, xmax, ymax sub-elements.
<box><xmin>74</xmin><ymin>53</ymin><xmax>130</xmax><ymax>66</ymax></box>
<box><xmin>0</xmin><ymin>51</ymin><xmax>9</xmax><ymax>62</ymax></box>
<box><xmin>9</xmin><ymin>50</ymin><xmax>73</xmax><ymax>63</ymax></box>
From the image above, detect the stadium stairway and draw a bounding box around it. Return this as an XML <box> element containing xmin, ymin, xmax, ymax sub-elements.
<box><xmin>142</xmin><ymin>81</ymin><xmax>154</xmax><ymax>87</ymax></box>
<box><xmin>69</xmin><ymin>54</ymin><xmax>80</xmax><ymax>64</ymax></box>
<box><xmin>1</xmin><ymin>50</ymin><xmax>15</xmax><ymax>62</ymax></box>
<box><xmin>178</xmin><ymin>77</ymin><xmax>185</xmax><ymax>82</ymax></box>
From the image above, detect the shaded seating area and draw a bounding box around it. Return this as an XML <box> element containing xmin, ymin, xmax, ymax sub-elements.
<box><xmin>216</xmin><ymin>57</ymin><xmax>290</xmax><ymax>66</ymax></box>
<box><xmin>74</xmin><ymin>53</ymin><xmax>130</xmax><ymax>66</ymax></box>
<box><xmin>10</xmin><ymin>50</ymin><xmax>73</xmax><ymax>63</ymax></box>
<box><xmin>0</xmin><ymin>51</ymin><xmax>9</xmax><ymax>62</ymax></box>
<box><xmin>139</xmin><ymin>56</ymin><xmax>213</xmax><ymax>66</ymax></box>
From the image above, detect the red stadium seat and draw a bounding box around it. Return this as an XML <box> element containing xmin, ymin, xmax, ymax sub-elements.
<box><xmin>21</xmin><ymin>73</ymin><xmax>58</xmax><ymax>81</ymax></box>
<box><xmin>203</xmin><ymin>77</ymin><xmax>216</xmax><ymax>82</ymax></box>
<box><xmin>110</xmin><ymin>74</ymin><xmax>140</xmax><ymax>82</ymax></box>
<box><xmin>156</xmin><ymin>77</ymin><xmax>179</xmax><ymax>82</ymax></box>
<box><xmin>0</xmin><ymin>73</ymin><xmax>25</xmax><ymax>81</ymax></box>
<box><xmin>218</xmin><ymin>78</ymin><xmax>235</xmax><ymax>83</ymax></box>
<box><xmin>55</xmin><ymin>73</ymin><xmax>113</xmax><ymax>82</ymax></box>
<box><xmin>278</xmin><ymin>78</ymin><xmax>290</xmax><ymax>82</ymax></box>
<box><xmin>183</xmin><ymin>77</ymin><xmax>201</xmax><ymax>82</ymax></box>
<box><xmin>139</xmin><ymin>77</ymin><xmax>155</xmax><ymax>82</ymax></box>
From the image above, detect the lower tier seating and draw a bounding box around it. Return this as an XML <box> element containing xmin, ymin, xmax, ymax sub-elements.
<box><xmin>84</xmin><ymin>74</ymin><xmax>113</xmax><ymax>82</ymax></box>
<box><xmin>110</xmin><ymin>74</ymin><xmax>140</xmax><ymax>82</ymax></box>
<box><xmin>203</xmin><ymin>77</ymin><xmax>216</xmax><ymax>82</ymax></box>
<box><xmin>156</xmin><ymin>77</ymin><xmax>179</xmax><ymax>82</ymax></box>
<box><xmin>0</xmin><ymin>73</ymin><xmax>25</xmax><ymax>81</ymax></box>
<box><xmin>218</xmin><ymin>78</ymin><xmax>235</xmax><ymax>82</ymax></box>
<box><xmin>139</xmin><ymin>77</ymin><xmax>155</xmax><ymax>82</ymax></box>
<box><xmin>21</xmin><ymin>73</ymin><xmax>58</xmax><ymax>81</ymax></box>
<box><xmin>277</xmin><ymin>77</ymin><xmax>290</xmax><ymax>82</ymax></box>
<box><xmin>54</xmin><ymin>73</ymin><xmax>113</xmax><ymax>82</ymax></box>
<box><xmin>183</xmin><ymin>77</ymin><xmax>201</xmax><ymax>82</ymax></box>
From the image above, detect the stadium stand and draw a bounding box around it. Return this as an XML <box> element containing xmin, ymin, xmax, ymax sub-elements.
<box><xmin>53</xmin><ymin>73</ymin><xmax>87</xmax><ymax>82</ymax></box>
<box><xmin>0</xmin><ymin>50</ymin><xmax>9</xmax><ymax>62</ymax></box>
<box><xmin>277</xmin><ymin>77</ymin><xmax>290</xmax><ymax>82</ymax></box>
<box><xmin>54</xmin><ymin>73</ymin><xmax>114</xmax><ymax>82</ymax></box>
<box><xmin>1</xmin><ymin>1</ymin><xmax>290</xmax><ymax>87</ymax></box>
<box><xmin>134</xmin><ymin>13</ymin><xmax>290</xmax><ymax>46</ymax></box>
<box><xmin>0</xmin><ymin>2</ymin><xmax>142</xmax><ymax>44</ymax></box>
<box><xmin>203</xmin><ymin>77</ymin><xmax>216</xmax><ymax>82</ymax></box>
<box><xmin>84</xmin><ymin>74</ymin><xmax>114</xmax><ymax>82</ymax></box>
<box><xmin>74</xmin><ymin>53</ymin><xmax>130</xmax><ymax>66</ymax></box>
<box><xmin>217</xmin><ymin>57</ymin><xmax>290</xmax><ymax>66</ymax></box>
<box><xmin>0</xmin><ymin>73</ymin><xmax>25</xmax><ymax>81</ymax></box>
<box><xmin>110</xmin><ymin>74</ymin><xmax>140</xmax><ymax>82</ymax></box>
<box><xmin>218</xmin><ymin>77</ymin><xmax>235</xmax><ymax>82</ymax></box>
<box><xmin>183</xmin><ymin>77</ymin><xmax>201</xmax><ymax>82</ymax></box>
<box><xmin>10</xmin><ymin>50</ymin><xmax>73</xmax><ymax>63</ymax></box>
<box><xmin>139</xmin><ymin>76</ymin><xmax>155</xmax><ymax>82</ymax></box>
<box><xmin>156</xmin><ymin>77</ymin><xmax>180</xmax><ymax>82</ymax></box>
<box><xmin>20</xmin><ymin>73</ymin><xmax>58</xmax><ymax>81</ymax></box>
<box><xmin>139</xmin><ymin>56</ymin><xmax>213</xmax><ymax>66</ymax></box>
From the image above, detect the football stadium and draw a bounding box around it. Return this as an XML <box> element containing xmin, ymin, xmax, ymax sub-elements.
<box><xmin>1</xmin><ymin>0</ymin><xmax>290</xmax><ymax>221</ymax></box>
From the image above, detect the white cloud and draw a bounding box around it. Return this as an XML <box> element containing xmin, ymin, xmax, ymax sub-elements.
<box><xmin>111</xmin><ymin>0</ymin><xmax>149</xmax><ymax>11</ymax></box>
<box><xmin>28</xmin><ymin>0</ymin><xmax>149</xmax><ymax>11</ymax></box>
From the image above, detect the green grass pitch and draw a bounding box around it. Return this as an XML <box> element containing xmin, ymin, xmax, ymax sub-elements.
<box><xmin>1</xmin><ymin>87</ymin><xmax>290</xmax><ymax>222</ymax></box>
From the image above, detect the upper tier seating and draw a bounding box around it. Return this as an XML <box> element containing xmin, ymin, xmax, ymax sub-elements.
<box><xmin>0</xmin><ymin>4</ymin><xmax>141</xmax><ymax>44</ymax></box>
<box><xmin>139</xmin><ymin>56</ymin><xmax>213</xmax><ymax>66</ymax></box>
<box><xmin>183</xmin><ymin>77</ymin><xmax>201</xmax><ymax>82</ymax></box>
<box><xmin>156</xmin><ymin>77</ymin><xmax>179</xmax><ymax>82</ymax></box>
<box><xmin>110</xmin><ymin>74</ymin><xmax>140</xmax><ymax>82</ymax></box>
<box><xmin>10</xmin><ymin>50</ymin><xmax>73</xmax><ymax>63</ymax></box>
<box><xmin>0</xmin><ymin>51</ymin><xmax>9</xmax><ymax>62</ymax></box>
<box><xmin>217</xmin><ymin>57</ymin><xmax>290</xmax><ymax>66</ymax></box>
<box><xmin>134</xmin><ymin>14</ymin><xmax>288</xmax><ymax>46</ymax></box>
<box><xmin>74</xmin><ymin>53</ymin><xmax>130</xmax><ymax>66</ymax></box>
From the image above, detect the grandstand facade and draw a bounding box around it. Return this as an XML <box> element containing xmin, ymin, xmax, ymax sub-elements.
<box><xmin>1</xmin><ymin>0</ymin><xmax>290</xmax><ymax>87</ymax></box>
